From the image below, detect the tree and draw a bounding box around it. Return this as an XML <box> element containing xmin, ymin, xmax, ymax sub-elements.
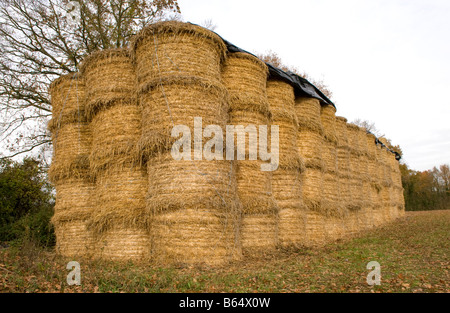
<box><xmin>0</xmin><ymin>157</ymin><xmax>55</xmax><ymax>245</ymax></box>
<box><xmin>0</xmin><ymin>0</ymin><xmax>180</xmax><ymax>160</ymax></box>
<box><xmin>257</xmin><ymin>50</ymin><xmax>333</xmax><ymax>99</ymax></box>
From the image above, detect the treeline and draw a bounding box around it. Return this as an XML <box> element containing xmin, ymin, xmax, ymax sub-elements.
<box><xmin>401</xmin><ymin>164</ymin><xmax>450</xmax><ymax>211</ymax></box>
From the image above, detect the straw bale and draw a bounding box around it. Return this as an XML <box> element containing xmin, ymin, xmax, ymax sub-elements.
<box><xmin>278</xmin><ymin>208</ymin><xmax>307</xmax><ymax>247</ymax></box>
<box><xmin>337</xmin><ymin>146</ymin><xmax>351</xmax><ymax>176</ymax></box>
<box><xmin>89</xmin><ymin>162</ymin><xmax>148</xmax><ymax>234</ymax></box>
<box><xmin>235</xmin><ymin>160</ymin><xmax>276</xmax><ymax>215</ymax></box>
<box><xmin>377</xmin><ymin>145</ymin><xmax>393</xmax><ymax>187</ymax></box>
<box><xmin>273</xmin><ymin>119</ymin><xmax>304</xmax><ymax>169</ymax></box>
<box><xmin>80</xmin><ymin>48</ymin><xmax>136</xmax><ymax>114</ymax></box>
<box><xmin>95</xmin><ymin>226</ymin><xmax>150</xmax><ymax>261</ymax></box>
<box><xmin>146</xmin><ymin>153</ymin><xmax>238</xmax><ymax>214</ymax></box>
<box><xmin>302</xmin><ymin>168</ymin><xmax>323</xmax><ymax>210</ymax></box>
<box><xmin>324</xmin><ymin>215</ymin><xmax>346</xmax><ymax>242</ymax></box>
<box><xmin>297</xmin><ymin>130</ymin><xmax>324</xmax><ymax>170</ymax></box>
<box><xmin>358</xmin><ymin>154</ymin><xmax>371</xmax><ymax>182</ymax></box>
<box><xmin>138</xmin><ymin>77</ymin><xmax>228</xmax><ymax>158</ymax></box>
<box><xmin>294</xmin><ymin>97</ymin><xmax>324</xmax><ymax>134</ymax></box>
<box><xmin>304</xmin><ymin>210</ymin><xmax>326</xmax><ymax>246</ymax></box>
<box><xmin>49</xmin><ymin>72</ymin><xmax>87</xmax><ymax>129</ymax></box>
<box><xmin>222</xmin><ymin>52</ymin><xmax>269</xmax><ymax>108</ymax></box>
<box><xmin>322</xmin><ymin>172</ymin><xmax>345</xmax><ymax>217</ymax></box>
<box><xmin>151</xmin><ymin>208</ymin><xmax>240</xmax><ymax>265</ymax></box>
<box><xmin>53</xmin><ymin>177</ymin><xmax>95</xmax><ymax>214</ymax></box>
<box><xmin>338</xmin><ymin>172</ymin><xmax>352</xmax><ymax>210</ymax></box>
<box><xmin>49</xmin><ymin>122</ymin><xmax>92</xmax><ymax>183</ymax></box>
<box><xmin>346</xmin><ymin>123</ymin><xmax>360</xmax><ymax>155</ymax></box>
<box><xmin>335</xmin><ymin>116</ymin><xmax>349</xmax><ymax>148</ymax></box>
<box><xmin>228</xmin><ymin>109</ymin><xmax>270</xmax><ymax>159</ymax></box>
<box><xmin>53</xmin><ymin>219</ymin><xmax>95</xmax><ymax>258</ymax></box>
<box><xmin>89</xmin><ymin>101</ymin><xmax>141</xmax><ymax>173</ymax></box>
<box><xmin>348</xmin><ymin>174</ymin><xmax>363</xmax><ymax>211</ymax></box>
<box><xmin>320</xmin><ymin>105</ymin><xmax>338</xmax><ymax>144</ymax></box>
<box><xmin>357</xmin><ymin>126</ymin><xmax>369</xmax><ymax>157</ymax></box>
<box><xmin>343</xmin><ymin>211</ymin><xmax>360</xmax><ymax>237</ymax></box>
<box><xmin>322</xmin><ymin>140</ymin><xmax>338</xmax><ymax>174</ymax></box>
<box><xmin>358</xmin><ymin>207</ymin><xmax>374</xmax><ymax>230</ymax></box>
<box><xmin>131</xmin><ymin>21</ymin><xmax>227</xmax><ymax>90</ymax></box>
<box><xmin>266</xmin><ymin>79</ymin><xmax>297</xmax><ymax>122</ymax></box>
<box><xmin>241</xmin><ymin>213</ymin><xmax>278</xmax><ymax>251</ymax></box>
<box><xmin>272</xmin><ymin>167</ymin><xmax>304</xmax><ymax>210</ymax></box>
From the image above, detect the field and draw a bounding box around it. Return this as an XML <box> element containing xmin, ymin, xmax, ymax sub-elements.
<box><xmin>1</xmin><ymin>210</ymin><xmax>449</xmax><ymax>293</ymax></box>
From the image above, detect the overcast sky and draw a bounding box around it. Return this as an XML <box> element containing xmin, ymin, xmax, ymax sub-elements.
<box><xmin>177</xmin><ymin>0</ymin><xmax>450</xmax><ymax>171</ymax></box>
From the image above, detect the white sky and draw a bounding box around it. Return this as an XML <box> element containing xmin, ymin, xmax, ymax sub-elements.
<box><xmin>177</xmin><ymin>0</ymin><xmax>450</xmax><ymax>171</ymax></box>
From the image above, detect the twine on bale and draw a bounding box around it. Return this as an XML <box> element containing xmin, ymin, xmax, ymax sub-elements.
<box><xmin>138</xmin><ymin>76</ymin><xmax>229</xmax><ymax>159</ymax></box>
<box><xmin>222</xmin><ymin>52</ymin><xmax>269</xmax><ymax>111</ymax></box>
<box><xmin>131</xmin><ymin>21</ymin><xmax>227</xmax><ymax>90</ymax></box>
<box><xmin>80</xmin><ymin>48</ymin><xmax>136</xmax><ymax>117</ymax></box>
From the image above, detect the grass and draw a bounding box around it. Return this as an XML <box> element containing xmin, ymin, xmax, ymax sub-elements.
<box><xmin>1</xmin><ymin>210</ymin><xmax>449</xmax><ymax>293</ymax></box>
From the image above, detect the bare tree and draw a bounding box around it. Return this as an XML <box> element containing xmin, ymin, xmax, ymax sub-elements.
<box><xmin>0</xmin><ymin>0</ymin><xmax>180</xmax><ymax>161</ymax></box>
<box><xmin>257</xmin><ymin>50</ymin><xmax>333</xmax><ymax>99</ymax></box>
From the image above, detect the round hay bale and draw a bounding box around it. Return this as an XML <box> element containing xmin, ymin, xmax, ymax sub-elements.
<box><xmin>304</xmin><ymin>210</ymin><xmax>326</xmax><ymax>246</ymax></box>
<box><xmin>322</xmin><ymin>172</ymin><xmax>345</xmax><ymax>217</ymax></box>
<box><xmin>241</xmin><ymin>213</ymin><xmax>278</xmax><ymax>251</ymax></box>
<box><xmin>146</xmin><ymin>153</ymin><xmax>238</xmax><ymax>214</ymax></box>
<box><xmin>302</xmin><ymin>168</ymin><xmax>323</xmax><ymax>210</ymax></box>
<box><xmin>338</xmin><ymin>172</ymin><xmax>352</xmax><ymax>210</ymax></box>
<box><xmin>322</xmin><ymin>140</ymin><xmax>338</xmax><ymax>174</ymax></box>
<box><xmin>95</xmin><ymin>226</ymin><xmax>150</xmax><ymax>261</ymax></box>
<box><xmin>89</xmin><ymin>101</ymin><xmax>141</xmax><ymax>174</ymax></box>
<box><xmin>272</xmin><ymin>167</ymin><xmax>304</xmax><ymax>210</ymax></box>
<box><xmin>151</xmin><ymin>208</ymin><xmax>240</xmax><ymax>265</ymax></box>
<box><xmin>267</xmin><ymin>79</ymin><xmax>297</xmax><ymax>122</ymax></box>
<box><xmin>297</xmin><ymin>130</ymin><xmax>324</xmax><ymax>170</ymax></box>
<box><xmin>53</xmin><ymin>219</ymin><xmax>95</xmax><ymax>258</ymax></box>
<box><xmin>131</xmin><ymin>21</ymin><xmax>227</xmax><ymax>90</ymax></box>
<box><xmin>80</xmin><ymin>48</ymin><xmax>136</xmax><ymax>116</ymax></box>
<box><xmin>235</xmin><ymin>160</ymin><xmax>276</xmax><ymax>215</ymax></box>
<box><xmin>320</xmin><ymin>105</ymin><xmax>338</xmax><ymax>144</ymax></box>
<box><xmin>53</xmin><ymin>176</ymin><xmax>94</xmax><ymax>215</ymax></box>
<box><xmin>222</xmin><ymin>52</ymin><xmax>269</xmax><ymax>110</ymax></box>
<box><xmin>49</xmin><ymin>72</ymin><xmax>87</xmax><ymax>130</ymax></box>
<box><xmin>336</xmin><ymin>116</ymin><xmax>349</xmax><ymax>148</ymax></box>
<box><xmin>49</xmin><ymin>122</ymin><xmax>92</xmax><ymax>183</ymax></box>
<box><xmin>228</xmin><ymin>109</ymin><xmax>270</xmax><ymax>159</ymax></box>
<box><xmin>294</xmin><ymin>97</ymin><xmax>324</xmax><ymax>134</ymax></box>
<box><xmin>348</xmin><ymin>174</ymin><xmax>363</xmax><ymax>211</ymax></box>
<box><xmin>346</xmin><ymin>123</ymin><xmax>360</xmax><ymax>156</ymax></box>
<box><xmin>138</xmin><ymin>77</ymin><xmax>228</xmax><ymax>158</ymax></box>
<box><xmin>89</xmin><ymin>162</ymin><xmax>148</xmax><ymax>234</ymax></box>
<box><xmin>278</xmin><ymin>208</ymin><xmax>307</xmax><ymax>248</ymax></box>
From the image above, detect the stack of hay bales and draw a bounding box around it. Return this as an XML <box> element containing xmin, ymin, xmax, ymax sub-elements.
<box><xmin>335</xmin><ymin>117</ymin><xmax>353</xmax><ymax>229</ymax></box>
<box><xmin>389</xmin><ymin>153</ymin><xmax>405</xmax><ymax>216</ymax></box>
<box><xmin>295</xmin><ymin>97</ymin><xmax>326</xmax><ymax>245</ymax></box>
<box><xmin>320</xmin><ymin>105</ymin><xmax>346</xmax><ymax>241</ymax></box>
<box><xmin>357</xmin><ymin>126</ymin><xmax>374</xmax><ymax>230</ymax></box>
<box><xmin>80</xmin><ymin>48</ymin><xmax>149</xmax><ymax>261</ymax></box>
<box><xmin>266</xmin><ymin>78</ymin><xmax>306</xmax><ymax>248</ymax></box>
<box><xmin>222</xmin><ymin>52</ymin><xmax>277</xmax><ymax>252</ymax></box>
<box><xmin>131</xmin><ymin>21</ymin><xmax>240</xmax><ymax>265</ymax></box>
<box><xmin>377</xmin><ymin>138</ymin><xmax>394</xmax><ymax>223</ymax></box>
<box><xmin>366</xmin><ymin>132</ymin><xmax>384</xmax><ymax>226</ymax></box>
<box><xmin>48</xmin><ymin>73</ymin><xmax>95</xmax><ymax>257</ymax></box>
<box><xmin>345</xmin><ymin>123</ymin><xmax>364</xmax><ymax>233</ymax></box>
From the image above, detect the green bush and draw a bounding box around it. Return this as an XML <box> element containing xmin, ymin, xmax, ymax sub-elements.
<box><xmin>0</xmin><ymin>157</ymin><xmax>55</xmax><ymax>246</ymax></box>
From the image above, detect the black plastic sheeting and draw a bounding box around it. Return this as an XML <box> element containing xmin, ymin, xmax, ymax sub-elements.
<box><xmin>223</xmin><ymin>39</ymin><xmax>335</xmax><ymax>108</ymax></box>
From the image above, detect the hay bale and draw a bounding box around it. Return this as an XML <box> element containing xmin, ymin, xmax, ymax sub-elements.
<box><xmin>302</xmin><ymin>168</ymin><xmax>323</xmax><ymax>210</ymax></box>
<box><xmin>304</xmin><ymin>210</ymin><xmax>326</xmax><ymax>246</ymax></box>
<box><xmin>296</xmin><ymin>130</ymin><xmax>325</xmax><ymax>170</ymax></box>
<box><xmin>89</xmin><ymin>101</ymin><xmax>141</xmax><ymax>174</ymax></box>
<box><xmin>278</xmin><ymin>208</ymin><xmax>307</xmax><ymax>248</ymax></box>
<box><xmin>322</xmin><ymin>140</ymin><xmax>338</xmax><ymax>174</ymax></box>
<box><xmin>146</xmin><ymin>153</ymin><xmax>238</xmax><ymax>214</ymax></box>
<box><xmin>294</xmin><ymin>97</ymin><xmax>324</xmax><ymax>134</ymax></box>
<box><xmin>235</xmin><ymin>160</ymin><xmax>275</xmax><ymax>214</ymax></box>
<box><xmin>49</xmin><ymin>73</ymin><xmax>87</xmax><ymax>130</ymax></box>
<box><xmin>272</xmin><ymin>167</ymin><xmax>304</xmax><ymax>210</ymax></box>
<box><xmin>89</xmin><ymin>162</ymin><xmax>148</xmax><ymax>234</ymax></box>
<box><xmin>53</xmin><ymin>219</ymin><xmax>95</xmax><ymax>258</ymax></box>
<box><xmin>53</xmin><ymin>176</ymin><xmax>94</xmax><ymax>215</ymax></box>
<box><xmin>348</xmin><ymin>174</ymin><xmax>363</xmax><ymax>211</ymax></box>
<box><xmin>336</xmin><ymin>116</ymin><xmax>349</xmax><ymax>148</ymax></box>
<box><xmin>222</xmin><ymin>52</ymin><xmax>269</xmax><ymax>110</ymax></box>
<box><xmin>138</xmin><ymin>77</ymin><xmax>228</xmax><ymax>158</ymax></box>
<box><xmin>324</xmin><ymin>215</ymin><xmax>346</xmax><ymax>242</ymax></box>
<box><xmin>320</xmin><ymin>105</ymin><xmax>338</xmax><ymax>144</ymax></box>
<box><xmin>131</xmin><ymin>21</ymin><xmax>227</xmax><ymax>90</ymax></box>
<box><xmin>241</xmin><ymin>213</ymin><xmax>278</xmax><ymax>251</ymax></box>
<box><xmin>322</xmin><ymin>172</ymin><xmax>345</xmax><ymax>217</ymax></box>
<box><xmin>151</xmin><ymin>208</ymin><xmax>240</xmax><ymax>265</ymax></box>
<box><xmin>80</xmin><ymin>48</ymin><xmax>136</xmax><ymax>116</ymax></box>
<box><xmin>95</xmin><ymin>226</ymin><xmax>150</xmax><ymax>261</ymax></box>
<box><xmin>343</xmin><ymin>211</ymin><xmax>360</xmax><ymax>237</ymax></box>
<box><xmin>346</xmin><ymin>123</ymin><xmax>360</xmax><ymax>156</ymax></box>
<box><xmin>48</xmin><ymin>122</ymin><xmax>92</xmax><ymax>183</ymax></box>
